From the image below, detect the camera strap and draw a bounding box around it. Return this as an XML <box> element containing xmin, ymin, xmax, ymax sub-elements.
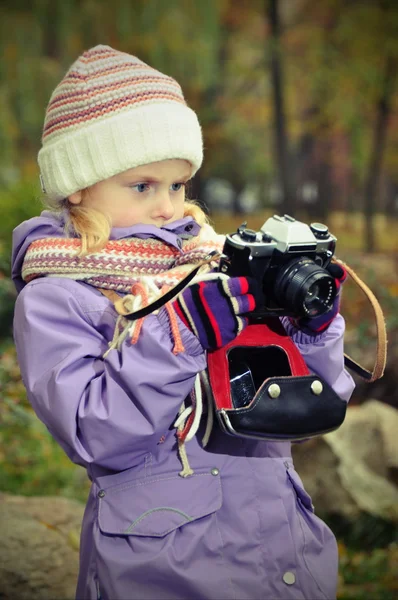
<box><xmin>333</xmin><ymin>259</ymin><xmax>387</xmax><ymax>383</ymax></box>
<box><xmin>98</xmin><ymin>256</ymin><xmax>387</xmax><ymax>383</ymax></box>
<box><xmin>97</xmin><ymin>253</ymin><xmax>221</xmax><ymax>319</ymax></box>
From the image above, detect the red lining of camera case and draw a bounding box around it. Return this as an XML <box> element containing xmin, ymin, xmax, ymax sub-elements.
<box><xmin>208</xmin><ymin>319</ymin><xmax>309</xmax><ymax>410</ymax></box>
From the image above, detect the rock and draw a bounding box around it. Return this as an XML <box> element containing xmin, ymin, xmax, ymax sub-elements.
<box><xmin>0</xmin><ymin>493</ymin><xmax>84</xmax><ymax>600</ymax></box>
<box><xmin>292</xmin><ymin>400</ymin><xmax>398</xmax><ymax>521</ymax></box>
<box><xmin>292</xmin><ymin>436</ymin><xmax>361</xmax><ymax>518</ymax></box>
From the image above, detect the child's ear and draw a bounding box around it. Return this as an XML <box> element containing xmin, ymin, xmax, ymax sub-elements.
<box><xmin>68</xmin><ymin>191</ymin><xmax>83</xmax><ymax>205</ymax></box>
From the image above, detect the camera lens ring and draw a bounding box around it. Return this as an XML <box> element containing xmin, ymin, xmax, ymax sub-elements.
<box><xmin>274</xmin><ymin>257</ymin><xmax>337</xmax><ymax>318</ymax></box>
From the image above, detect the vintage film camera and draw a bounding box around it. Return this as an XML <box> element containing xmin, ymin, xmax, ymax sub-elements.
<box><xmin>212</xmin><ymin>214</ymin><xmax>347</xmax><ymax>431</ymax></box>
<box><xmin>219</xmin><ymin>214</ymin><xmax>337</xmax><ymax>320</ymax></box>
<box><xmin>210</xmin><ymin>215</ymin><xmax>383</xmax><ymax>439</ymax></box>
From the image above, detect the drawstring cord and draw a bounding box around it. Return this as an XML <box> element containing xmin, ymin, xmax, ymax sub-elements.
<box><xmin>102</xmin><ymin>271</ymin><xmax>225</xmax><ymax>475</ymax></box>
<box><xmin>103</xmin><ymin>277</ymin><xmax>187</xmax><ymax>358</ymax></box>
<box><xmin>200</xmin><ymin>369</ymin><xmax>215</xmax><ymax>448</ymax></box>
<box><xmin>128</xmin><ymin>282</ymin><xmax>149</xmax><ymax>345</ymax></box>
<box><xmin>174</xmin><ymin>370</ymin><xmax>214</xmax><ymax>477</ymax></box>
<box><xmin>175</xmin><ymin>400</ymin><xmax>195</xmax><ymax>478</ymax></box>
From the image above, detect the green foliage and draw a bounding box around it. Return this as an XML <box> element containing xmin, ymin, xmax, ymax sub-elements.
<box><xmin>338</xmin><ymin>542</ymin><xmax>398</xmax><ymax>600</ymax></box>
<box><xmin>0</xmin><ymin>341</ymin><xmax>90</xmax><ymax>503</ymax></box>
<box><xmin>0</xmin><ymin>275</ymin><xmax>16</xmax><ymax>338</ymax></box>
<box><xmin>328</xmin><ymin>513</ymin><xmax>398</xmax><ymax>551</ymax></box>
<box><xmin>0</xmin><ymin>178</ymin><xmax>42</xmax><ymax>273</ymax></box>
<box><xmin>1</xmin><ymin>0</ymin><xmax>398</xmax><ymax>221</ymax></box>
<box><xmin>285</xmin><ymin>0</ymin><xmax>398</xmax><ymax>198</ymax></box>
<box><xmin>0</xmin><ymin>179</ymin><xmax>42</xmax><ymax>337</ymax></box>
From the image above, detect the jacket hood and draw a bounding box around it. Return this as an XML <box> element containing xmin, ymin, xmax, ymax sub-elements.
<box><xmin>12</xmin><ymin>211</ymin><xmax>67</xmax><ymax>294</ymax></box>
<box><xmin>11</xmin><ymin>211</ymin><xmax>199</xmax><ymax>294</ymax></box>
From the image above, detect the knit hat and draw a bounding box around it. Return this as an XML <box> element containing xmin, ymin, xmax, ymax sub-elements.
<box><xmin>38</xmin><ymin>45</ymin><xmax>203</xmax><ymax>200</ymax></box>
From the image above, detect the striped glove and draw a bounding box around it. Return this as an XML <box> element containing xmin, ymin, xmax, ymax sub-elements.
<box><xmin>174</xmin><ymin>277</ymin><xmax>258</xmax><ymax>350</ymax></box>
<box><xmin>290</xmin><ymin>262</ymin><xmax>347</xmax><ymax>335</ymax></box>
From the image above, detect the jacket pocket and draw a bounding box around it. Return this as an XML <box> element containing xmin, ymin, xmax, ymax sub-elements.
<box><xmin>286</xmin><ymin>464</ymin><xmax>315</xmax><ymax>513</ymax></box>
<box><xmin>97</xmin><ymin>470</ymin><xmax>222</xmax><ymax>537</ymax></box>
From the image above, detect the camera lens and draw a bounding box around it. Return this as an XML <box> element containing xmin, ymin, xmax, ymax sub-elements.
<box><xmin>274</xmin><ymin>257</ymin><xmax>337</xmax><ymax>317</ymax></box>
<box><xmin>304</xmin><ymin>279</ymin><xmax>333</xmax><ymax>315</ymax></box>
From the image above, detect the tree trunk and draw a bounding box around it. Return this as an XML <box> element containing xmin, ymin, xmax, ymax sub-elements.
<box><xmin>316</xmin><ymin>147</ymin><xmax>332</xmax><ymax>222</ymax></box>
<box><xmin>385</xmin><ymin>180</ymin><xmax>398</xmax><ymax>218</ymax></box>
<box><xmin>363</xmin><ymin>55</ymin><xmax>395</xmax><ymax>252</ymax></box>
<box><xmin>267</xmin><ymin>0</ymin><xmax>295</xmax><ymax>216</ymax></box>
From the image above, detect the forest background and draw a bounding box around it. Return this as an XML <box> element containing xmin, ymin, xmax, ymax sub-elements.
<box><xmin>0</xmin><ymin>1</ymin><xmax>397</xmax><ymax>599</ymax></box>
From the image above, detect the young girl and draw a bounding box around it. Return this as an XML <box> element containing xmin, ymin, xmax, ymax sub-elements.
<box><xmin>12</xmin><ymin>45</ymin><xmax>355</xmax><ymax>600</ymax></box>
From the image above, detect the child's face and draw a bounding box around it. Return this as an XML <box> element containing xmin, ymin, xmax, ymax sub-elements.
<box><xmin>68</xmin><ymin>159</ymin><xmax>192</xmax><ymax>228</ymax></box>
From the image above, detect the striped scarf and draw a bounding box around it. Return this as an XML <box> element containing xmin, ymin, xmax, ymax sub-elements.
<box><xmin>21</xmin><ymin>224</ymin><xmax>225</xmax><ymax>293</ymax></box>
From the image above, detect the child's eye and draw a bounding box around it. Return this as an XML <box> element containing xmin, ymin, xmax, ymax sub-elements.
<box><xmin>132</xmin><ymin>183</ymin><xmax>150</xmax><ymax>193</ymax></box>
<box><xmin>171</xmin><ymin>183</ymin><xmax>185</xmax><ymax>192</ymax></box>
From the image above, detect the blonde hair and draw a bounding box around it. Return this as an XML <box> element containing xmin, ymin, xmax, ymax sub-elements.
<box><xmin>44</xmin><ymin>195</ymin><xmax>209</xmax><ymax>257</ymax></box>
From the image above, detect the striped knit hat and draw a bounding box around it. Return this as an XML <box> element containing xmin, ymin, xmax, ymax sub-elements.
<box><xmin>38</xmin><ymin>45</ymin><xmax>203</xmax><ymax>200</ymax></box>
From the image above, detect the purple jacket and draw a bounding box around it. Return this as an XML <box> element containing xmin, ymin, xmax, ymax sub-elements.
<box><xmin>12</xmin><ymin>212</ymin><xmax>355</xmax><ymax>600</ymax></box>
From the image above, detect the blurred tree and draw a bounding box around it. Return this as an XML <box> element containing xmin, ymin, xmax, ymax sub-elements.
<box><xmin>329</xmin><ymin>0</ymin><xmax>398</xmax><ymax>251</ymax></box>
<box><xmin>0</xmin><ymin>0</ymin><xmax>398</xmax><ymax>236</ymax></box>
<box><xmin>284</xmin><ymin>0</ymin><xmax>398</xmax><ymax>237</ymax></box>
<box><xmin>199</xmin><ymin>0</ymin><xmax>268</xmax><ymax>212</ymax></box>
<box><xmin>192</xmin><ymin>0</ymin><xmax>276</xmax><ymax>210</ymax></box>
<box><xmin>296</xmin><ymin>0</ymin><xmax>343</xmax><ymax>222</ymax></box>
<box><xmin>285</xmin><ymin>0</ymin><xmax>359</xmax><ymax>218</ymax></box>
<box><xmin>364</xmin><ymin>53</ymin><xmax>396</xmax><ymax>252</ymax></box>
<box><xmin>267</xmin><ymin>0</ymin><xmax>296</xmax><ymax>216</ymax></box>
<box><xmin>363</xmin><ymin>0</ymin><xmax>397</xmax><ymax>252</ymax></box>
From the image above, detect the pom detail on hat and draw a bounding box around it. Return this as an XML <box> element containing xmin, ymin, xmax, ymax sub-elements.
<box><xmin>38</xmin><ymin>45</ymin><xmax>203</xmax><ymax>200</ymax></box>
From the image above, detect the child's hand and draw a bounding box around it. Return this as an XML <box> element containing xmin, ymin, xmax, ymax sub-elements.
<box><xmin>174</xmin><ymin>276</ymin><xmax>259</xmax><ymax>350</ymax></box>
<box><xmin>289</xmin><ymin>262</ymin><xmax>347</xmax><ymax>335</ymax></box>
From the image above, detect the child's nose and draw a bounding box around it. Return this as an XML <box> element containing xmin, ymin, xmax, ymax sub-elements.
<box><xmin>153</xmin><ymin>191</ymin><xmax>175</xmax><ymax>220</ymax></box>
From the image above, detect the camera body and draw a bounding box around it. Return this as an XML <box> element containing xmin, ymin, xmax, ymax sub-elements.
<box><xmin>219</xmin><ymin>214</ymin><xmax>337</xmax><ymax>319</ymax></box>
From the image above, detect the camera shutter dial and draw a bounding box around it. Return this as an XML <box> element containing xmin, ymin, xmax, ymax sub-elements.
<box><xmin>310</xmin><ymin>222</ymin><xmax>329</xmax><ymax>239</ymax></box>
<box><xmin>240</xmin><ymin>228</ymin><xmax>258</xmax><ymax>242</ymax></box>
